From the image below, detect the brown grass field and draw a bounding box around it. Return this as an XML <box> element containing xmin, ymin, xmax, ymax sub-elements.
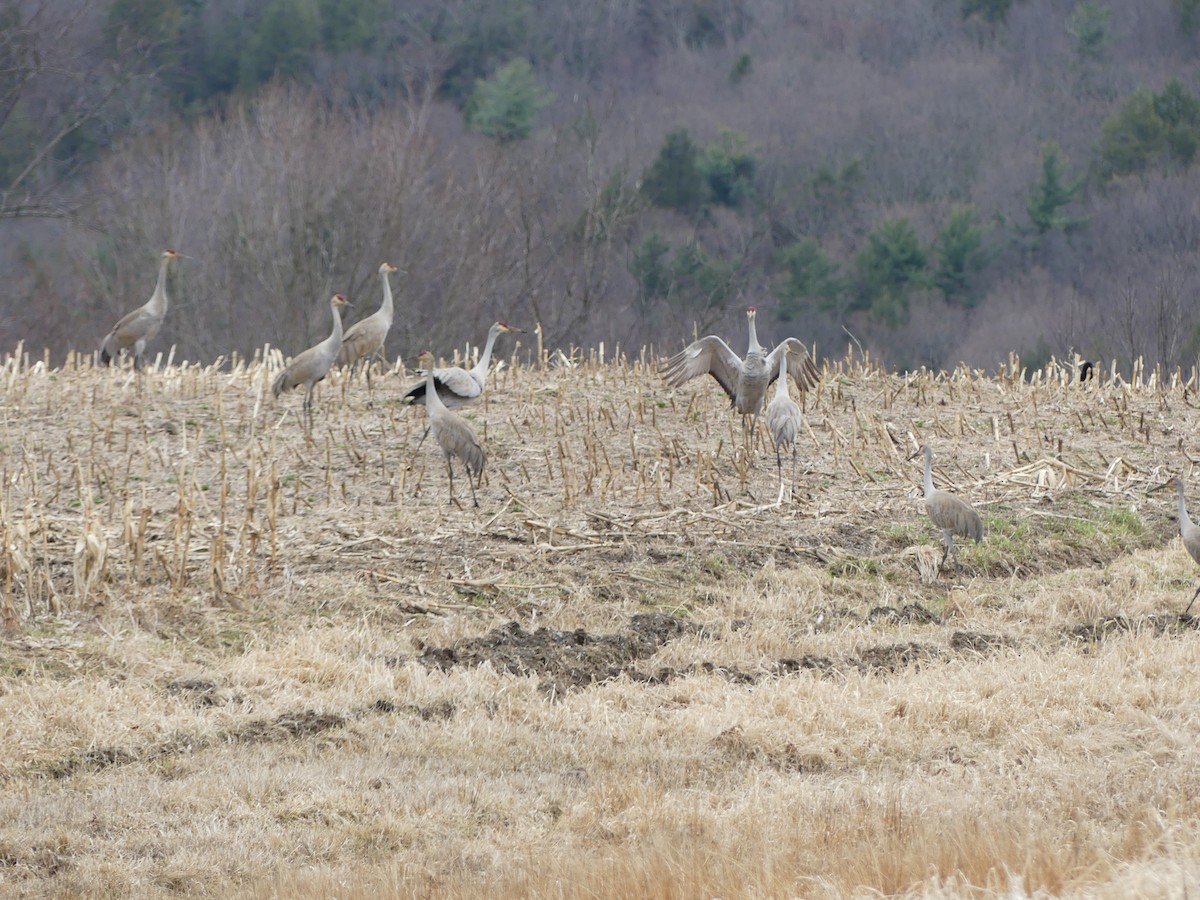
<box><xmin>3</xmin><ymin>339</ymin><xmax>1200</xmax><ymax>898</ymax></box>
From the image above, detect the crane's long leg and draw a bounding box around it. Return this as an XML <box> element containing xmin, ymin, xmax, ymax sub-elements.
<box><xmin>1184</xmin><ymin>584</ymin><xmax>1200</xmax><ymax>617</ymax></box>
<box><xmin>468</xmin><ymin>467</ymin><xmax>480</xmax><ymax>508</ymax></box>
<box><xmin>445</xmin><ymin>457</ymin><xmax>457</xmax><ymax>506</ymax></box>
<box><xmin>790</xmin><ymin>443</ymin><xmax>798</xmax><ymax>496</ymax></box>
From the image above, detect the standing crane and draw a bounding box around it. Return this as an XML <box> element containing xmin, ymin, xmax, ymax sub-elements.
<box><xmin>271</xmin><ymin>294</ymin><xmax>351</xmax><ymax>428</ymax></box>
<box><xmin>99</xmin><ymin>248</ymin><xmax>184</xmax><ymax>368</ymax></box>
<box><xmin>416</xmin><ymin>350</ymin><xmax>486</xmax><ymax>507</ymax></box>
<box><xmin>337</xmin><ymin>262</ymin><xmax>400</xmax><ymax>388</ymax></box>
<box><xmin>912</xmin><ymin>444</ymin><xmax>984</xmax><ymax>580</ymax></box>
<box><xmin>765</xmin><ymin>343</ymin><xmax>803</xmax><ymax>493</ymax></box>
<box><xmin>660</xmin><ymin>306</ymin><xmax>819</xmax><ymax>448</ymax></box>
<box><xmin>1153</xmin><ymin>476</ymin><xmax>1200</xmax><ymax>615</ymax></box>
<box><xmin>401</xmin><ymin>321</ymin><xmax>524</xmax><ymax>408</ymax></box>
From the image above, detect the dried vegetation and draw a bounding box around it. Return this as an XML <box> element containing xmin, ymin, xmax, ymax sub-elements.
<box><xmin>2</xmin><ymin>342</ymin><xmax>1200</xmax><ymax>897</ymax></box>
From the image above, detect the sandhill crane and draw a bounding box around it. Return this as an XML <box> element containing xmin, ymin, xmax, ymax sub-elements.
<box><xmin>401</xmin><ymin>321</ymin><xmax>524</xmax><ymax>408</ymax></box>
<box><xmin>1153</xmin><ymin>476</ymin><xmax>1200</xmax><ymax>615</ymax></box>
<box><xmin>417</xmin><ymin>350</ymin><xmax>486</xmax><ymax>507</ymax></box>
<box><xmin>337</xmin><ymin>262</ymin><xmax>400</xmax><ymax>388</ymax></box>
<box><xmin>912</xmin><ymin>444</ymin><xmax>984</xmax><ymax>580</ymax></box>
<box><xmin>765</xmin><ymin>343</ymin><xmax>802</xmax><ymax>493</ymax></box>
<box><xmin>99</xmin><ymin>248</ymin><xmax>184</xmax><ymax>368</ymax></box>
<box><xmin>660</xmin><ymin>306</ymin><xmax>819</xmax><ymax>447</ymax></box>
<box><xmin>271</xmin><ymin>294</ymin><xmax>351</xmax><ymax>427</ymax></box>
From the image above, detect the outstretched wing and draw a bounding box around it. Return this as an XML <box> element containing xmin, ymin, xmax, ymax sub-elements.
<box><xmin>432</xmin><ymin>365</ymin><xmax>484</xmax><ymax>401</ymax></box>
<box><xmin>659</xmin><ymin>335</ymin><xmax>743</xmax><ymax>403</ymax></box>
<box><xmin>399</xmin><ymin>366</ymin><xmax>482</xmax><ymax>407</ymax></box>
<box><xmin>766</xmin><ymin>338</ymin><xmax>820</xmax><ymax>393</ymax></box>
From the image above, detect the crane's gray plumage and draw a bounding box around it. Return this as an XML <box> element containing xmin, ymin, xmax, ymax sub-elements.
<box><xmin>337</xmin><ymin>262</ymin><xmax>399</xmax><ymax>386</ymax></box>
<box><xmin>402</xmin><ymin>321</ymin><xmax>523</xmax><ymax>409</ymax></box>
<box><xmin>1157</xmin><ymin>476</ymin><xmax>1200</xmax><ymax>615</ymax></box>
<box><xmin>418</xmin><ymin>350</ymin><xmax>486</xmax><ymax>507</ymax></box>
<box><xmin>272</xmin><ymin>294</ymin><xmax>350</xmax><ymax>426</ymax></box>
<box><xmin>765</xmin><ymin>343</ymin><xmax>802</xmax><ymax>492</ymax></box>
<box><xmin>918</xmin><ymin>444</ymin><xmax>983</xmax><ymax>579</ymax></box>
<box><xmin>100</xmin><ymin>248</ymin><xmax>182</xmax><ymax>368</ymax></box>
<box><xmin>660</xmin><ymin>306</ymin><xmax>819</xmax><ymax>444</ymax></box>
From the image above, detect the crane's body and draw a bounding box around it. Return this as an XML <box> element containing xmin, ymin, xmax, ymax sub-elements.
<box><xmin>402</xmin><ymin>321</ymin><xmax>521</xmax><ymax>409</ymax></box>
<box><xmin>660</xmin><ymin>307</ymin><xmax>819</xmax><ymax>444</ymax></box>
<box><xmin>418</xmin><ymin>350</ymin><xmax>486</xmax><ymax>507</ymax></box>
<box><xmin>765</xmin><ymin>344</ymin><xmax>803</xmax><ymax>491</ymax></box>
<box><xmin>337</xmin><ymin>262</ymin><xmax>399</xmax><ymax>386</ymax></box>
<box><xmin>1158</xmin><ymin>476</ymin><xmax>1200</xmax><ymax>615</ymax></box>
<box><xmin>918</xmin><ymin>444</ymin><xmax>983</xmax><ymax>580</ymax></box>
<box><xmin>100</xmin><ymin>249</ymin><xmax>182</xmax><ymax>368</ymax></box>
<box><xmin>272</xmin><ymin>294</ymin><xmax>350</xmax><ymax>427</ymax></box>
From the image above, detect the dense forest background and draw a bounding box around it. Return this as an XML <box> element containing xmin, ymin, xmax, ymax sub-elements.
<box><xmin>3</xmin><ymin>0</ymin><xmax>1200</xmax><ymax>372</ymax></box>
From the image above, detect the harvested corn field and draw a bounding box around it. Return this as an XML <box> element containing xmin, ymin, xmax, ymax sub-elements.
<box><xmin>1</xmin><ymin>344</ymin><xmax>1200</xmax><ymax>898</ymax></box>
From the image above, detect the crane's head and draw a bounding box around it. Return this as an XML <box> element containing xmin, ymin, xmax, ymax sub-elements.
<box><xmin>379</xmin><ymin>262</ymin><xmax>398</xmax><ymax>274</ymax></box>
<box><xmin>495</xmin><ymin>321</ymin><xmax>526</xmax><ymax>334</ymax></box>
<box><xmin>163</xmin><ymin>248</ymin><xmax>181</xmax><ymax>260</ymax></box>
<box><xmin>1152</xmin><ymin>476</ymin><xmax>1183</xmax><ymax>493</ymax></box>
<box><xmin>904</xmin><ymin>444</ymin><xmax>932</xmax><ymax>463</ymax></box>
<box><xmin>416</xmin><ymin>349</ymin><xmax>435</xmax><ymax>366</ymax></box>
<box><xmin>332</xmin><ymin>293</ymin><xmax>350</xmax><ymax>308</ymax></box>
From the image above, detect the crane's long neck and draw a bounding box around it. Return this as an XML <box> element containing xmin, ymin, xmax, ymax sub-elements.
<box><xmin>148</xmin><ymin>257</ymin><xmax>170</xmax><ymax>314</ymax></box>
<box><xmin>424</xmin><ymin>363</ymin><xmax>446</xmax><ymax>413</ymax></box>
<box><xmin>923</xmin><ymin>448</ymin><xmax>935</xmax><ymax>498</ymax></box>
<box><xmin>774</xmin><ymin>348</ymin><xmax>790</xmax><ymax>398</ymax></box>
<box><xmin>322</xmin><ymin>300</ymin><xmax>344</xmax><ymax>354</ymax></box>
<box><xmin>747</xmin><ymin>313</ymin><xmax>763</xmax><ymax>355</ymax></box>
<box><xmin>379</xmin><ymin>271</ymin><xmax>394</xmax><ymax>321</ymax></box>
<box><xmin>472</xmin><ymin>326</ymin><xmax>501</xmax><ymax>380</ymax></box>
<box><xmin>1178</xmin><ymin>481</ymin><xmax>1193</xmax><ymax>532</ymax></box>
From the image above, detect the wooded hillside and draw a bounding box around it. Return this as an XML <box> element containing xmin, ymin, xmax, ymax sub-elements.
<box><xmin>3</xmin><ymin>0</ymin><xmax>1200</xmax><ymax>372</ymax></box>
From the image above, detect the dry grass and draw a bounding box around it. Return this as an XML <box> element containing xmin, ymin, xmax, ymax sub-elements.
<box><xmin>2</xmin><ymin>342</ymin><xmax>1200</xmax><ymax>898</ymax></box>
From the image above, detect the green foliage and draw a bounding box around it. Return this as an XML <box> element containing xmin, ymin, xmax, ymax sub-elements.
<box><xmin>238</xmin><ymin>0</ymin><xmax>321</xmax><ymax>89</ymax></box>
<box><xmin>629</xmin><ymin>234</ymin><xmax>743</xmax><ymax>312</ymax></box>
<box><xmin>698</xmin><ymin>129</ymin><xmax>758</xmax><ymax>208</ymax></box>
<box><xmin>934</xmin><ymin>206</ymin><xmax>987</xmax><ymax>306</ymax></box>
<box><xmin>317</xmin><ymin>0</ymin><xmax>389</xmax><ymax>53</ymax></box>
<box><xmin>1067</xmin><ymin>2</ymin><xmax>1111</xmax><ymax>64</ymax></box>
<box><xmin>466</xmin><ymin>59</ymin><xmax>554</xmax><ymax>143</ymax></box>
<box><xmin>1098</xmin><ymin>81</ymin><xmax>1200</xmax><ymax>179</ymax></box>
<box><xmin>641</xmin><ymin>129</ymin><xmax>707</xmax><ymax>214</ymax></box>
<box><xmin>1176</xmin><ymin>0</ymin><xmax>1200</xmax><ymax>36</ymax></box>
<box><xmin>729</xmin><ymin>52</ymin><xmax>752</xmax><ymax>85</ymax></box>
<box><xmin>962</xmin><ymin>0</ymin><xmax>1013</xmax><ymax>24</ymax></box>
<box><xmin>775</xmin><ymin>239</ymin><xmax>843</xmax><ymax>321</ymax></box>
<box><xmin>669</xmin><ymin>240</ymin><xmax>740</xmax><ymax>311</ymax></box>
<box><xmin>808</xmin><ymin>158</ymin><xmax>863</xmax><ymax>228</ymax></box>
<box><xmin>1026</xmin><ymin>142</ymin><xmax>1083</xmax><ymax>234</ymax></box>
<box><xmin>439</xmin><ymin>0</ymin><xmax>531</xmax><ymax>105</ymax></box>
<box><xmin>630</xmin><ymin>232</ymin><xmax>671</xmax><ymax>307</ymax></box>
<box><xmin>103</xmin><ymin>0</ymin><xmax>184</xmax><ymax>68</ymax></box>
<box><xmin>852</xmin><ymin>218</ymin><xmax>928</xmax><ymax>327</ymax></box>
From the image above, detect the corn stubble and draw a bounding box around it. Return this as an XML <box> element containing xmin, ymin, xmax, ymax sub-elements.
<box><xmin>1</xmin><ymin>342</ymin><xmax>1200</xmax><ymax>897</ymax></box>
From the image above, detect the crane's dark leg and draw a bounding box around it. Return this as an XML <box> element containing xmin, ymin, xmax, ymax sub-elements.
<box><xmin>1184</xmin><ymin>584</ymin><xmax>1200</xmax><ymax>617</ymax></box>
<box><xmin>416</xmin><ymin>426</ymin><xmax>430</xmax><ymax>451</ymax></box>
<box><xmin>445</xmin><ymin>457</ymin><xmax>457</xmax><ymax>505</ymax></box>
<box><xmin>939</xmin><ymin>532</ymin><xmax>952</xmax><ymax>573</ymax></box>
<box><xmin>468</xmin><ymin>467</ymin><xmax>480</xmax><ymax>508</ymax></box>
<box><xmin>790</xmin><ymin>443</ymin><xmax>799</xmax><ymax>495</ymax></box>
